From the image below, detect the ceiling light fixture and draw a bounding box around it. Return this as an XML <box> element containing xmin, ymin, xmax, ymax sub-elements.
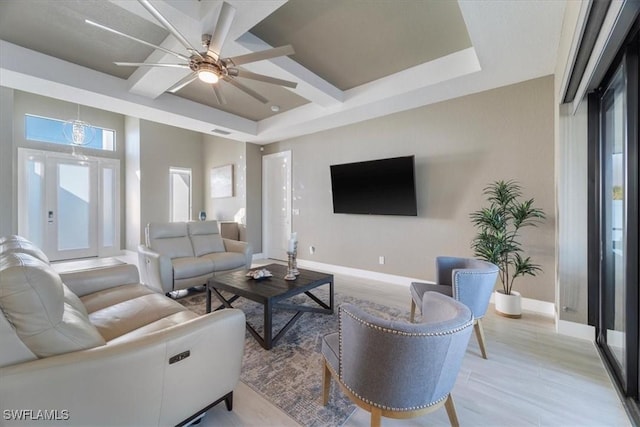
<box><xmin>270</xmin><ymin>105</ymin><xmax>281</xmax><ymax>112</ymax></box>
<box><xmin>198</xmin><ymin>64</ymin><xmax>219</xmax><ymax>84</ymax></box>
<box><xmin>63</xmin><ymin>104</ymin><xmax>95</xmax><ymax>146</ymax></box>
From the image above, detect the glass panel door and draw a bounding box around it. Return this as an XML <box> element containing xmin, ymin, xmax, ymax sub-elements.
<box><xmin>18</xmin><ymin>149</ymin><xmax>120</xmax><ymax>261</ymax></box>
<box><xmin>47</xmin><ymin>156</ymin><xmax>98</xmax><ymax>260</ymax></box>
<box><xmin>599</xmin><ymin>60</ymin><xmax>628</xmax><ymax>383</ymax></box>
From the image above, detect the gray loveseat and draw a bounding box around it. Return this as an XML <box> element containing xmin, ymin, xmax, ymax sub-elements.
<box><xmin>138</xmin><ymin>220</ymin><xmax>252</xmax><ymax>295</ymax></box>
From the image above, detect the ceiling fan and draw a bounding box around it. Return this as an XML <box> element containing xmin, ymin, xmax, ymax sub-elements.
<box><xmin>85</xmin><ymin>0</ymin><xmax>297</xmax><ymax>105</ymax></box>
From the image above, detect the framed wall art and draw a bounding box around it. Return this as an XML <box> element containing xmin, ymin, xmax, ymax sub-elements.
<box><xmin>210</xmin><ymin>164</ymin><xmax>233</xmax><ymax>198</ymax></box>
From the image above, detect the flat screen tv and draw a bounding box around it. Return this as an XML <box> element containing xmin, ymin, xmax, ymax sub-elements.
<box><xmin>330</xmin><ymin>156</ymin><xmax>418</xmax><ymax>216</ymax></box>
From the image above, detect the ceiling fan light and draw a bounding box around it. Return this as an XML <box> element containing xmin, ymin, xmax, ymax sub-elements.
<box><xmin>198</xmin><ymin>69</ymin><xmax>219</xmax><ymax>84</ymax></box>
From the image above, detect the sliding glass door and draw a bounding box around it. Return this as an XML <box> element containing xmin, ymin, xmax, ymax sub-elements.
<box><xmin>599</xmin><ymin>60</ymin><xmax>630</xmax><ymax>384</ymax></box>
<box><xmin>590</xmin><ymin>24</ymin><xmax>639</xmax><ymax>412</ymax></box>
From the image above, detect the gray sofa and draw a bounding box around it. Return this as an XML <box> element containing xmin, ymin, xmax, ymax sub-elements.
<box><xmin>0</xmin><ymin>235</ymin><xmax>246</xmax><ymax>426</ymax></box>
<box><xmin>138</xmin><ymin>220</ymin><xmax>252</xmax><ymax>295</ymax></box>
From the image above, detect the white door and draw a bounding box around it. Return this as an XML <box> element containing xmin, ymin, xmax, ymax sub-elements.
<box><xmin>18</xmin><ymin>149</ymin><xmax>120</xmax><ymax>261</ymax></box>
<box><xmin>262</xmin><ymin>151</ymin><xmax>292</xmax><ymax>261</ymax></box>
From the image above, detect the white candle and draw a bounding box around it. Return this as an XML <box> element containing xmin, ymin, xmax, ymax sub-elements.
<box><xmin>288</xmin><ymin>238</ymin><xmax>295</xmax><ymax>253</ymax></box>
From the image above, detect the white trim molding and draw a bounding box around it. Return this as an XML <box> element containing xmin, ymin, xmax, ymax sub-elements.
<box><xmin>556</xmin><ymin>319</ymin><xmax>596</xmax><ymax>341</ymax></box>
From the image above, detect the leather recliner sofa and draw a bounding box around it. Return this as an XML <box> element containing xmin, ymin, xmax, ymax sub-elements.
<box><xmin>0</xmin><ymin>235</ymin><xmax>246</xmax><ymax>426</ymax></box>
<box><xmin>138</xmin><ymin>220</ymin><xmax>252</xmax><ymax>295</ymax></box>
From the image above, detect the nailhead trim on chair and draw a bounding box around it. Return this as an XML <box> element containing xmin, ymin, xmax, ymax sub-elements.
<box><xmin>336</xmin><ymin>306</ymin><xmax>472</xmax><ymax>411</ymax></box>
<box><xmin>453</xmin><ymin>270</ymin><xmax>497</xmax><ymax>320</ymax></box>
<box><xmin>343</xmin><ymin>306</ymin><xmax>473</xmax><ymax>337</ymax></box>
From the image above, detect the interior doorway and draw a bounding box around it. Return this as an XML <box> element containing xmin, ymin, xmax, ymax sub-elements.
<box><xmin>262</xmin><ymin>150</ymin><xmax>292</xmax><ymax>261</ymax></box>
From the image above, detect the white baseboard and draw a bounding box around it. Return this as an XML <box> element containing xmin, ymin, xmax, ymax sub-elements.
<box><xmin>556</xmin><ymin>319</ymin><xmax>595</xmax><ymax>341</ymax></box>
<box><xmin>296</xmin><ymin>258</ymin><xmax>426</xmax><ymax>287</ymax></box>
<box><xmin>252</xmin><ymin>253</ymin><xmax>265</xmax><ymax>261</ymax></box>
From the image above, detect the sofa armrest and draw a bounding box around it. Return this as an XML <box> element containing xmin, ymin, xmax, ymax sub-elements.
<box><xmin>0</xmin><ymin>309</ymin><xmax>246</xmax><ymax>427</ymax></box>
<box><xmin>223</xmin><ymin>238</ymin><xmax>253</xmax><ymax>269</ymax></box>
<box><xmin>60</xmin><ymin>264</ymin><xmax>140</xmax><ymax>297</ymax></box>
<box><xmin>138</xmin><ymin>244</ymin><xmax>174</xmax><ymax>294</ymax></box>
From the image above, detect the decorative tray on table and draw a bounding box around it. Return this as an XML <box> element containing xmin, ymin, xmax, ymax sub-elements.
<box><xmin>246</xmin><ymin>268</ymin><xmax>273</xmax><ymax>280</ymax></box>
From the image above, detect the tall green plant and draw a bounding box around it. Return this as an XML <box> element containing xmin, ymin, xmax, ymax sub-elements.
<box><xmin>470</xmin><ymin>180</ymin><xmax>546</xmax><ymax>295</ymax></box>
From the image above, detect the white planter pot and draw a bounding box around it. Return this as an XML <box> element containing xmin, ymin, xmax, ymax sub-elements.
<box><xmin>494</xmin><ymin>290</ymin><xmax>522</xmax><ymax>318</ymax></box>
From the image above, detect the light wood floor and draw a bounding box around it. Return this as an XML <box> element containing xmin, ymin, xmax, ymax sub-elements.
<box><xmin>199</xmin><ymin>268</ymin><xmax>630</xmax><ymax>427</ymax></box>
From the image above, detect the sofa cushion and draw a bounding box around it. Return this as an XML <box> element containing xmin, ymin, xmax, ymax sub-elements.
<box><xmin>86</xmin><ymin>291</ymin><xmax>191</xmax><ymax>342</ymax></box>
<box><xmin>0</xmin><ymin>253</ymin><xmax>106</xmax><ymax>358</ymax></box>
<box><xmin>147</xmin><ymin>222</ymin><xmax>194</xmax><ymax>259</ymax></box>
<box><xmin>107</xmin><ymin>311</ymin><xmax>199</xmax><ymax>345</ymax></box>
<box><xmin>172</xmin><ymin>257</ymin><xmax>215</xmax><ymax>280</ymax></box>
<box><xmin>201</xmin><ymin>252</ymin><xmax>246</xmax><ymax>271</ymax></box>
<box><xmin>80</xmin><ymin>283</ymin><xmax>157</xmax><ymax>314</ymax></box>
<box><xmin>188</xmin><ymin>221</ymin><xmax>225</xmax><ymax>256</ymax></box>
<box><xmin>0</xmin><ymin>236</ymin><xmax>50</xmax><ymax>264</ymax></box>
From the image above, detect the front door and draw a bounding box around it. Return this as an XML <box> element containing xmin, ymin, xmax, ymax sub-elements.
<box><xmin>18</xmin><ymin>148</ymin><xmax>120</xmax><ymax>261</ymax></box>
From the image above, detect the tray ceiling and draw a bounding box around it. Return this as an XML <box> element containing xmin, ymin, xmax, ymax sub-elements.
<box><xmin>0</xmin><ymin>0</ymin><xmax>567</xmax><ymax>143</ymax></box>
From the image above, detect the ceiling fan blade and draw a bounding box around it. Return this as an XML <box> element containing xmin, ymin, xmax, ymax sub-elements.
<box><xmin>167</xmin><ymin>73</ymin><xmax>198</xmax><ymax>93</ymax></box>
<box><xmin>224</xmin><ymin>78</ymin><xmax>268</xmax><ymax>104</ymax></box>
<box><xmin>85</xmin><ymin>19</ymin><xmax>190</xmax><ymax>62</ymax></box>
<box><xmin>227</xmin><ymin>45</ymin><xmax>295</xmax><ymax>66</ymax></box>
<box><xmin>212</xmin><ymin>84</ymin><xmax>227</xmax><ymax>105</ymax></box>
<box><xmin>114</xmin><ymin>62</ymin><xmax>189</xmax><ymax>68</ymax></box>
<box><xmin>233</xmin><ymin>69</ymin><xmax>297</xmax><ymax>88</ymax></box>
<box><xmin>137</xmin><ymin>0</ymin><xmax>204</xmax><ymax>59</ymax></box>
<box><xmin>207</xmin><ymin>2</ymin><xmax>236</xmax><ymax>61</ymax></box>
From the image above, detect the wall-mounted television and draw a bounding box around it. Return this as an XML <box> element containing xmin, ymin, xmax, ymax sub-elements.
<box><xmin>330</xmin><ymin>155</ymin><xmax>418</xmax><ymax>216</ymax></box>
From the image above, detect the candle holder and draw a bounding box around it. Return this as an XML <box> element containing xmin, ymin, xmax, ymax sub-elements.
<box><xmin>292</xmin><ymin>242</ymin><xmax>299</xmax><ymax>276</ymax></box>
<box><xmin>284</xmin><ymin>251</ymin><xmax>297</xmax><ymax>280</ymax></box>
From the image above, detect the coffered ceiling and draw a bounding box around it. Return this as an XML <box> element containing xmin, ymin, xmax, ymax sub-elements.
<box><xmin>0</xmin><ymin>0</ymin><xmax>567</xmax><ymax>144</ymax></box>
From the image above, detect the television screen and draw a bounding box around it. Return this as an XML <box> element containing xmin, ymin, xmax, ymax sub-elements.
<box><xmin>330</xmin><ymin>156</ymin><xmax>418</xmax><ymax>216</ymax></box>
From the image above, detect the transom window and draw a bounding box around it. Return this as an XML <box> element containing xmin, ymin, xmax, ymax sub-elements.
<box><xmin>25</xmin><ymin>114</ymin><xmax>116</xmax><ymax>151</ymax></box>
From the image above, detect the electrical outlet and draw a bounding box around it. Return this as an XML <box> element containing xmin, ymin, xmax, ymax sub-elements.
<box><xmin>379</xmin><ymin>256</ymin><xmax>385</xmax><ymax>265</ymax></box>
<box><xmin>309</xmin><ymin>246</ymin><xmax>316</xmax><ymax>255</ymax></box>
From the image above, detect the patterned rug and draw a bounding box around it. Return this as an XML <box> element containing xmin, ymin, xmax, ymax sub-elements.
<box><xmin>176</xmin><ymin>287</ymin><xmax>410</xmax><ymax>427</ymax></box>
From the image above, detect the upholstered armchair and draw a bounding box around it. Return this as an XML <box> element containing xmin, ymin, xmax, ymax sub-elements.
<box><xmin>410</xmin><ymin>256</ymin><xmax>499</xmax><ymax>359</ymax></box>
<box><xmin>322</xmin><ymin>292</ymin><xmax>473</xmax><ymax>427</ymax></box>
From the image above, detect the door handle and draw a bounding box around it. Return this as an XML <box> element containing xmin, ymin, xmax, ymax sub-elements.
<box><xmin>48</xmin><ymin>210</ymin><xmax>54</xmax><ymax>224</ymax></box>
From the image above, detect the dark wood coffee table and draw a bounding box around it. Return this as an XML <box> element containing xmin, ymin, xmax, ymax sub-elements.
<box><xmin>206</xmin><ymin>263</ymin><xmax>334</xmax><ymax>350</ymax></box>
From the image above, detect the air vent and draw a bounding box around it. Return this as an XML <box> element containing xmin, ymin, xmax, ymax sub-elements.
<box><xmin>211</xmin><ymin>128</ymin><xmax>231</xmax><ymax>135</ymax></box>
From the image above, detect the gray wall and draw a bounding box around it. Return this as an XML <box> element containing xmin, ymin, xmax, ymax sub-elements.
<box><xmin>124</xmin><ymin>116</ymin><xmax>141</xmax><ymax>251</ymax></box>
<box><xmin>138</xmin><ymin>120</ymin><xmax>204</xmax><ymax>243</ymax></box>
<box><xmin>203</xmin><ymin>135</ymin><xmax>246</xmax><ymax>222</ymax></box>
<box><xmin>0</xmin><ymin>87</ymin><xmax>15</xmax><ymax>236</ymax></box>
<box><xmin>246</xmin><ymin>143</ymin><xmax>263</xmax><ymax>252</ymax></box>
<box><xmin>265</xmin><ymin>76</ymin><xmax>556</xmax><ymax>303</ymax></box>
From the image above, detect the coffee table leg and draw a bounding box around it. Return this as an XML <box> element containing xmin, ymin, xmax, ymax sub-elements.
<box><xmin>329</xmin><ymin>278</ymin><xmax>334</xmax><ymax>314</ymax></box>
<box><xmin>206</xmin><ymin>285</ymin><xmax>212</xmax><ymax>313</ymax></box>
<box><xmin>264</xmin><ymin>300</ymin><xmax>273</xmax><ymax>350</ymax></box>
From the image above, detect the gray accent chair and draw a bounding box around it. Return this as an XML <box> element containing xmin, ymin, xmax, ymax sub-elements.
<box><xmin>322</xmin><ymin>292</ymin><xmax>473</xmax><ymax>427</ymax></box>
<box><xmin>410</xmin><ymin>256</ymin><xmax>499</xmax><ymax>359</ymax></box>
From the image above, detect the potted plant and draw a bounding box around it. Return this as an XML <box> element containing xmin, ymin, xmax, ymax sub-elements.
<box><xmin>470</xmin><ymin>180</ymin><xmax>546</xmax><ymax>318</ymax></box>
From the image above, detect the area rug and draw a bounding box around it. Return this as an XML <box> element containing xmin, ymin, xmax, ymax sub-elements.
<box><xmin>177</xmin><ymin>287</ymin><xmax>410</xmax><ymax>427</ymax></box>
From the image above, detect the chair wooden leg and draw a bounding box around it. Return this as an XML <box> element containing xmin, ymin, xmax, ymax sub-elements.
<box><xmin>474</xmin><ymin>318</ymin><xmax>488</xmax><ymax>359</ymax></box>
<box><xmin>322</xmin><ymin>360</ymin><xmax>331</xmax><ymax>405</ymax></box>
<box><xmin>444</xmin><ymin>395</ymin><xmax>459</xmax><ymax>427</ymax></box>
<box><xmin>410</xmin><ymin>299</ymin><xmax>416</xmax><ymax>322</ymax></box>
<box><xmin>370</xmin><ymin>407</ymin><xmax>382</xmax><ymax>427</ymax></box>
